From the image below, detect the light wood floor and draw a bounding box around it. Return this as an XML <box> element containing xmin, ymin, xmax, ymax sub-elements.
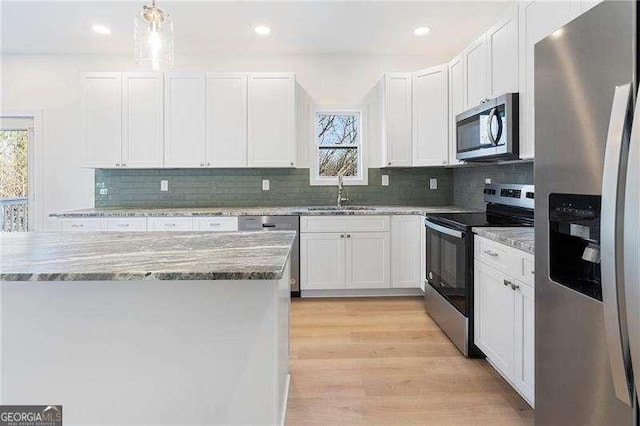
<box><xmin>286</xmin><ymin>297</ymin><xmax>534</xmax><ymax>426</ymax></box>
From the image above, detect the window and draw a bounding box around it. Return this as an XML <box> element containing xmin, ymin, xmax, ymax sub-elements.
<box><xmin>311</xmin><ymin>109</ymin><xmax>366</xmax><ymax>185</ymax></box>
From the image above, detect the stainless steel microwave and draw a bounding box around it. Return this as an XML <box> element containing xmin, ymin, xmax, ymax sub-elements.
<box><xmin>456</xmin><ymin>93</ymin><xmax>519</xmax><ymax>162</ymax></box>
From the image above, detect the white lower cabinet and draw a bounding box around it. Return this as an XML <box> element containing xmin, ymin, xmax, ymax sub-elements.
<box><xmin>301</xmin><ymin>233</ymin><xmax>346</xmax><ymax>290</ymax></box>
<box><xmin>391</xmin><ymin>215</ymin><xmax>422</xmax><ymax>289</ymax></box>
<box><xmin>60</xmin><ymin>216</ymin><xmax>239</xmax><ymax>232</ymax></box>
<box><xmin>474</xmin><ymin>235</ymin><xmax>535</xmax><ymax>407</ymax></box>
<box><xmin>346</xmin><ymin>232</ymin><xmax>390</xmax><ymax>289</ymax></box>
<box><xmin>300</xmin><ymin>216</ymin><xmax>391</xmax><ymax>291</ymax></box>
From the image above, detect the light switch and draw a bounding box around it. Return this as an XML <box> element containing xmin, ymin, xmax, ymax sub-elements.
<box><xmin>262</xmin><ymin>179</ymin><xmax>270</xmax><ymax>191</ymax></box>
<box><xmin>381</xmin><ymin>175</ymin><xmax>389</xmax><ymax>186</ymax></box>
<box><xmin>430</xmin><ymin>178</ymin><xmax>438</xmax><ymax>190</ymax></box>
<box><xmin>161</xmin><ymin>180</ymin><xmax>169</xmax><ymax>192</ymax></box>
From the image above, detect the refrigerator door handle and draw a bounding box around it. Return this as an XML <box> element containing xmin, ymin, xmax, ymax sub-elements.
<box><xmin>601</xmin><ymin>83</ymin><xmax>633</xmax><ymax>407</ymax></box>
<box><xmin>624</xmin><ymin>87</ymin><xmax>640</xmax><ymax>401</ymax></box>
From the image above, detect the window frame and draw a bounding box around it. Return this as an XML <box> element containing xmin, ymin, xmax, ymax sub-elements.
<box><xmin>310</xmin><ymin>107</ymin><xmax>367</xmax><ymax>186</ymax></box>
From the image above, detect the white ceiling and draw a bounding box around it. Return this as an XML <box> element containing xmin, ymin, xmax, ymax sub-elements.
<box><xmin>1</xmin><ymin>1</ymin><xmax>513</xmax><ymax>57</ymax></box>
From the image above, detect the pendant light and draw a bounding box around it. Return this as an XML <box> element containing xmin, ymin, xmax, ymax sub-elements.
<box><xmin>134</xmin><ymin>0</ymin><xmax>174</xmax><ymax>70</ymax></box>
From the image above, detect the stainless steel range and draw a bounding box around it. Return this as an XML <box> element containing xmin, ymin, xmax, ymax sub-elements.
<box><xmin>423</xmin><ymin>183</ymin><xmax>534</xmax><ymax>357</ymax></box>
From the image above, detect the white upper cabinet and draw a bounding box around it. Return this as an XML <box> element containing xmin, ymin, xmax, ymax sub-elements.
<box><xmin>122</xmin><ymin>73</ymin><xmax>164</xmax><ymax>168</ymax></box>
<box><xmin>463</xmin><ymin>35</ymin><xmax>488</xmax><ymax>109</ymax></box>
<box><xmin>412</xmin><ymin>65</ymin><xmax>448</xmax><ymax>166</ymax></box>
<box><xmin>487</xmin><ymin>15</ymin><xmax>519</xmax><ymax>98</ymax></box>
<box><xmin>83</xmin><ymin>73</ymin><xmax>122</xmax><ymax>168</ymax></box>
<box><xmin>164</xmin><ymin>72</ymin><xmax>206</xmax><ymax>168</ymax></box>
<box><xmin>448</xmin><ymin>55</ymin><xmax>465</xmax><ymax>166</ymax></box>
<box><xmin>247</xmin><ymin>73</ymin><xmax>296</xmax><ymax>168</ymax></box>
<box><xmin>206</xmin><ymin>73</ymin><xmax>247</xmax><ymax>167</ymax></box>
<box><xmin>518</xmin><ymin>1</ymin><xmax>581</xmax><ymax>159</ymax></box>
<box><xmin>381</xmin><ymin>73</ymin><xmax>413</xmax><ymax>167</ymax></box>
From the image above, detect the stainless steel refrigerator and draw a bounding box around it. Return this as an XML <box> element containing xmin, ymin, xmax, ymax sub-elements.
<box><xmin>535</xmin><ymin>1</ymin><xmax>639</xmax><ymax>424</ymax></box>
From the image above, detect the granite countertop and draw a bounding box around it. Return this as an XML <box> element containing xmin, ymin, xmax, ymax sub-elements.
<box><xmin>50</xmin><ymin>205</ymin><xmax>478</xmax><ymax>218</ymax></box>
<box><xmin>472</xmin><ymin>227</ymin><xmax>535</xmax><ymax>255</ymax></box>
<box><xmin>0</xmin><ymin>231</ymin><xmax>295</xmax><ymax>282</ymax></box>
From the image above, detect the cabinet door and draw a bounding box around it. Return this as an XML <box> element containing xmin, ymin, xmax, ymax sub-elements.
<box><xmin>147</xmin><ymin>217</ymin><xmax>194</xmax><ymax>231</ymax></box>
<box><xmin>412</xmin><ymin>65</ymin><xmax>448</xmax><ymax>166</ymax></box>
<box><xmin>518</xmin><ymin>1</ymin><xmax>581</xmax><ymax>159</ymax></box>
<box><xmin>383</xmin><ymin>73</ymin><xmax>412</xmax><ymax>167</ymax></box>
<box><xmin>346</xmin><ymin>232</ymin><xmax>390</xmax><ymax>289</ymax></box>
<box><xmin>464</xmin><ymin>35</ymin><xmax>488</xmax><ymax>109</ymax></box>
<box><xmin>301</xmin><ymin>233</ymin><xmax>346</xmax><ymax>290</ymax></box>
<box><xmin>487</xmin><ymin>14</ymin><xmax>519</xmax><ymax>98</ymax></box>
<box><xmin>514</xmin><ymin>281</ymin><xmax>535</xmax><ymax>405</ymax></box>
<box><xmin>122</xmin><ymin>73</ymin><xmax>164</xmax><ymax>168</ymax></box>
<box><xmin>83</xmin><ymin>73</ymin><xmax>122</xmax><ymax>168</ymax></box>
<box><xmin>206</xmin><ymin>73</ymin><xmax>247</xmax><ymax>167</ymax></box>
<box><xmin>247</xmin><ymin>73</ymin><xmax>296</xmax><ymax>168</ymax></box>
<box><xmin>164</xmin><ymin>72</ymin><xmax>206</xmax><ymax>167</ymax></box>
<box><xmin>474</xmin><ymin>261</ymin><xmax>515</xmax><ymax>377</ymax></box>
<box><xmin>448</xmin><ymin>55</ymin><xmax>465</xmax><ymax>166</ymax></box>
<box><xmin>391</xmin><ymin>216</ymin><xmax>422</xmax><ymax>288</ymax></box>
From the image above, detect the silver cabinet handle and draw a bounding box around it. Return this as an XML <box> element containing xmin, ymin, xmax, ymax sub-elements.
<box><xmin>340</xmin><ymin>234</ymin><xmax>345</xmax><ymax>238</ymax></box>
<box><xmin>116</xmin><ymin>223</ymin><xmax>130</xmax><ymax>228</ymax></box>
<box><xmin>483</xmin><ymin>250</ymin><xmax>498</xmax><ymax>257</ymax></box>
<box><xmin>115</xmin><ymin>163</ymin><xmax>120</xmax><ymax>167</ymax></box>
<box><xmin>347</xmin><ymin>234</ymin><xmax>351</xmax><ymax>238</ymax></box>
<box><xmin>208</xmin><ymin>223</ymin><xmax>222</xmax><ymax>227</ymax></box>
<box><xmin>207</xmin><ymin>162</ymin><xmax>211</xmax><ymax>166</ymax></box>
<box><xmin>71</xmin><ymin>224</ymin><xmax>84</xmax><ymax>228</ymax></box>
<box><xmin>200</xmin><ymin>163</ymin><xmax>205</xmax><ymax>167</ymax></box>
<box><xmin>503</xmin><ymin>279</ymin><xmax>511</xmax><ymax>287</ymax></box>
<box><xmin>510</xmin><ymin>283</ymin><xmax>520</xmax><ymax>291</ymax></box>
<box><xmin>601</xmin><ymin>83</ymin><xmax>634</xmax><ymax>406</ymax></box>
<box><xmin>163</xmin><ymin>223</ymin><xmax>177</xmax><ymax>227</ymax></box>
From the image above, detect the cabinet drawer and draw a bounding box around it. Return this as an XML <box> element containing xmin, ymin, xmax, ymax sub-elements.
<box><xmin>193</xmin><ymin>216</ymin><xmax>238</xmax><ymax>231</ymax></box>
<box><xmin>301</xmin><ymin>215</ymin><xmax>390</xmax><ymax>233</ymax></box>
<box><xmin>60</xmin><ymin>218</ymin><xmax>102</xmax><ymax>231</ymax></box>
<box><xmin>103</xmin><ymin>217</ymin><xmax>147</xmax><ymax>232</ymax></box>
<box><xmin>148</xmin><ymin>217</ymin><xmax>194</xmax><ymax>231</ymax></box>
<box><xmin>474</xmin><ymin>236</ymin><xmax>520</xmax><ymax>277</ymax></box>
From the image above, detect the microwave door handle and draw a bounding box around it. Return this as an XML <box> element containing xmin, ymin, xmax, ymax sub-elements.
<box><xmin>601</xmin><ymin>83</ymin><xmax>633</xmax><ymax>407</ymax></box>
<box><xmin>624</xmin><ymin>85</ymin><xmax>640</xmax><ymax>400</ymax></box>
<box><xmin>425</xmin><ymin>220</ymin><xmax>464</xmax><ymax>239</ymax></box>
<box><xmin>486</xmin><ymin>107</ymin><xmax>498</xmax><ymax>146</ymax></box>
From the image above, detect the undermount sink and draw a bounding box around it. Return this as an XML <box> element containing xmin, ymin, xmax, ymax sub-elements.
<box><xmin>306</xmin><ymin>206</ymin><xmax>376</xmax><ymax>211</ymax></box>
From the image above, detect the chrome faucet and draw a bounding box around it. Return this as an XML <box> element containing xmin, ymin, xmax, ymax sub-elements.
<box><xmin>337</xmin><ymin>174</ymin><xmax>349</xmax><ymax>207</ymax></box>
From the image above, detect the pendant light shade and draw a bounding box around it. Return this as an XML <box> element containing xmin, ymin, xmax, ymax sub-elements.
<box><xmin>135</xmin><ymin>0</ymin><xmax>174</xmax><ymax>70</ymax></box>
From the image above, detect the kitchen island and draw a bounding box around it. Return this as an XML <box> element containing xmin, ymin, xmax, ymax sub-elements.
<box><xmin>0</xmin><ymin>231</ymin><xmax>294</xmax><ymax>426</ymax></box>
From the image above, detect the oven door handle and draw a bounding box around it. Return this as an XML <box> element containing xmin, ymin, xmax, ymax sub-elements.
<box><xmin>425</xmin><ymin>220</ymin><xmax>464</xmax><ymax>239</ymax></box>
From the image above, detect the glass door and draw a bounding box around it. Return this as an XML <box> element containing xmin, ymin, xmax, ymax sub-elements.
<box><xmin>425</xmin><ymin>220</ymin><xmax>468</xmax><ymax>315</ymax></box>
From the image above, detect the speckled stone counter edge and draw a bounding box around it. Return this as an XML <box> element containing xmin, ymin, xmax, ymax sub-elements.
<box><xmin>472</xmin><ymin>227</ymin><xmax>535</xmax><ymax>255</ymax></box>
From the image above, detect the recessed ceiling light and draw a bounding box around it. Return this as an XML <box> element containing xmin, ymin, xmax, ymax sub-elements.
<box><xmin>254</xmin><ymin>26</ymin><xmax>271</xmax><ymax>36</ymax></box>
<box><xmin>92</xmin><ymin>25</ymin><xmax>111</xmax><ymax>35</ymax></box>
<box><xmin>413</xmin><ymin>26</ymin><xmax>431</xmax><ymax>36</ymax></box>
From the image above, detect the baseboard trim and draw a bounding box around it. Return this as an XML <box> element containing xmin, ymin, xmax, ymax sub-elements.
<box><xmin>301</xmin><ymin>288</ymin><xmax>423</xmax><ymax>298</ymax></box>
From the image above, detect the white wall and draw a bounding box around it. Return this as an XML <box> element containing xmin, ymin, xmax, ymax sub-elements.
<box><xmin>1</xmin><ymin>53</ymin><xmax>438</xmax><ymax>230</ymax></box>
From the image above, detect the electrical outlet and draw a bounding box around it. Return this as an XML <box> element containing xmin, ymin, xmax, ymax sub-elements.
<box><xmin>381</xmin><ymin>175</ymin><xmax>389</xmax><ymax>186</ymax></box>
<box><xmin>430</xmin><ymin>178</ymin><xmax>438</xmax><ymax>190</ymax></box>
<box><xmin>161</xmin><ymin>180</ymin><xmax>169</xmax><ymax>192</ymax></box>
<box><xmin>262</xmin><ymin>179</ymin><xmax>270</xmax><ymax>191</ymax></box>
<box><xmin>99</xmin><ymin>188</ymin><xmax>108</xmax><ymax>195</ymax></box>
<box><xmin>485</xmin><ymin>178</ymin><xmax>492</xmax><ymax>184</ymax></box>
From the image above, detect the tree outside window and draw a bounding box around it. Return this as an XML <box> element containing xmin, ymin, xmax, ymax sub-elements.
<box><xmin>312</xmin><ymin>110</ymin><xmax>364</xmax><ymax>185</ymax></box>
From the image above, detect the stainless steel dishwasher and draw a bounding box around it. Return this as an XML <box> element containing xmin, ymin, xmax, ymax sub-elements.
<box><xmin>238</xmin><ymin>216</ymin><xmax>300</xmax><ymax>297</ymax></box>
